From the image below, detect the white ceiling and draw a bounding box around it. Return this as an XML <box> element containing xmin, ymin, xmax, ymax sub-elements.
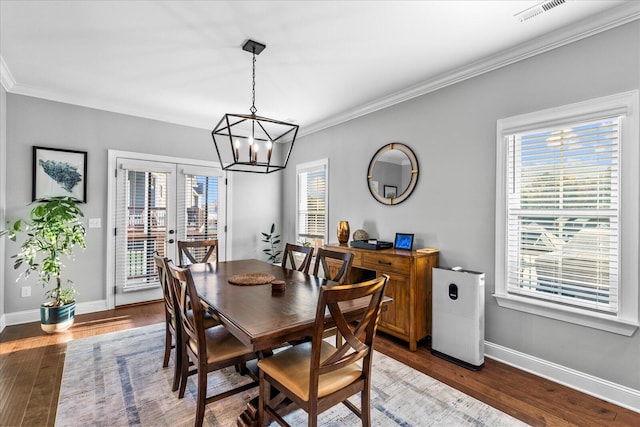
<box><xmin>1</xmin><ymin>1</ymin><xmax>638</xmax><ymax>136</ymax></box>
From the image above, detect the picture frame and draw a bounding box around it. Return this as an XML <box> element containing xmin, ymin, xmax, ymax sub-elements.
<box><xmin>33</xmin><ymin>146</ymin><xmax>87</xmax><ymax>202</ymax></box>
<box><xmin>394</xmin><ymin>233</ymin><xmax>414</xmax><ymax>250</ymax></box>
<box><xmin>383</xmin><ymin>185</ymin><xmax>397</xmax><ymax>198</ymax></box>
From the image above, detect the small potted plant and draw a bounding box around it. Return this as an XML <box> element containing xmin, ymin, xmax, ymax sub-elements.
<box><xmin>1</xmin><ymin>196</ymin><xmax>86</xmax><ymax>332</ymax></box>
<box><xmin>261</xmin><ymin>223</ymin><xmax>282</xmax><ymax>264</ymax></box>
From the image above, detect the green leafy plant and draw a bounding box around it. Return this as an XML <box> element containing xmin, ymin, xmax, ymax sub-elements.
<box><xmin>261</xmin><ymin>223</ymin><xmax>282</xmax><ymax>263</ymax></box>
<box><xmin>1</xmin><ymin>196</ymin><xmax>86</xmax><ymax>306</ymax></box>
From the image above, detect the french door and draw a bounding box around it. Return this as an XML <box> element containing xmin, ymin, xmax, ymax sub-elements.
<box><xmin>111</xmin><ymin>154</ymin><xmax>225</xmax><ymax>306</ymax></box>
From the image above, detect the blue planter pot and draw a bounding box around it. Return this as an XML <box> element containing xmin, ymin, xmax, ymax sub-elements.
<box><xmin>40</xmin><ymin>302</ymin><xmax>76</xmax><ymax>333</ymax></box>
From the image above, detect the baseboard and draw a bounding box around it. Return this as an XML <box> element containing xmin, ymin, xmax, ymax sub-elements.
<box><xmin>4</xmin><ymin>299</ymin><xmax>109</xmax><ymax>326</ymax></box>
<box><xmin>485</xmin><ymin>340</ymin><xmax>640</xmax><ymax>414</ymax></box>
<box><xmin>0</xmin><ymin>313</ymin><xmax>6</xmax><ymax>334</ymax></box>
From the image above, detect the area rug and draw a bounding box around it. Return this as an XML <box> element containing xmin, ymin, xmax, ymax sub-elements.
<box><xmin>56</xmin><ymin>323</ymin><xmax>527</xmax><ymax>426</ymax></box>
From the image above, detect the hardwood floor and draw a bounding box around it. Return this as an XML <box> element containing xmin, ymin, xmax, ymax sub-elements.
<box><xmin>1</xmin><ymin>301</ymin><xmax>638</xmax><ymax>426</ymax></box>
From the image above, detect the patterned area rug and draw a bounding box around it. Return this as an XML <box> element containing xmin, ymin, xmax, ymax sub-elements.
<box><xmin>56</xmin><ymin>324</ymin><xmax>527</xmax><ymax>426</ymax></box>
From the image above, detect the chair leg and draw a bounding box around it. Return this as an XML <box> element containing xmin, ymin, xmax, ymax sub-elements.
<box><xmin>163</xmin><ymin>324</ymin><xmax>171</xmax><ymax>368</ymax></box>
<box><xmin>171</xmin><ymin>333</ymin><xmax>181</xmax><ymax>392</ymax></box>
<box><xmin>178</xmin><ymin>342</ymin><xmax>189</xmax><ymax>398</ymax></box>
<box><xmin>258</xmin><ymin>370</ymin><xmax>268</xmax><ymax>427</ymax></box>
<box><xmin>309</xmin><ymin>406</ymin><xmax>318</xmax><ymax>427</ymax></box>
<box><xmin>361</xmin><ymin>382</ymin><xmax>371</xmax><ymax>427</ymax></box>
<box><xmin>195</xmin><ymin>363</ymin><xmax>208</xmax><ymax>427</ymax></box>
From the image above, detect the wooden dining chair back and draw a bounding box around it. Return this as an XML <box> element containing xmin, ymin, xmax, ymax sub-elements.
<box><xmin>178</xmin><ymin>239</ymin><xmax>218</xmax><ymax>265</ymax></box>
<box><xmin>154</xmin><ymin>253</ymin><xmax>182</xmax><ymax>392</ymax></box>
<box><xmin>258</xmin><ymin>274</ymin><xmax>389</xmax><ymax>427</ymax></box>
<box><xmin>167</xmin><ymin>262</ymin><xmax>258</xmax><ymax>427</ymax></box>
<box><xmin>282</xmin><ymin>243</ymin><xmax>314</xmax><ymax>273</ymax></box>
<box><xmin>312</xmin><ymin>248</ymin><xmax>354</xmax><ymax>284</ymax></box>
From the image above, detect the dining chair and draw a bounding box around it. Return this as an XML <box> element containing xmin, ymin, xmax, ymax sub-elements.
<box><xmin>312</xmin><ymin>248</ymin><xmax>354</xmax><ymax>284</ymax></box>
<box><xmin>167</xmin><ymin>261</ymin><xmax>258</xmax><ymax>427</ymax></box>
<box><xmin>281</xmin><ymin>243</ymin><xmax>314</xmax><ymax>274</ymax></box>
<box><xmin>154</xmin><ymin>254</ymin><xmax>221</xmax><ymax>392</ymax></box>
<box><xmin>178</xmin><ymin>239</ymin><xmax>218</xmax><ymax>265</ymax></box>
<box><xmin>154</xmin><ymin>254</ymin><xmax>183</xmax><ymax>392</ymax></box>
<box><xmin>257</xmin><ymin>274</ymin><xmax>389</xmax><ymax>427</ymax></box>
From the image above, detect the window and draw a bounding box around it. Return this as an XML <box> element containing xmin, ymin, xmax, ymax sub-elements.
<box><xmin>177</xmin><ymin>169</ymin><xmax>220</xmax><ymax>242</ymax></box>
<box><xmin>296</xmin><ymin>159</ymin><xmax>328</xmax><ymax>249</ymax></box>
<box><xmin>495</xmin><ymin>91</ymin><xmax>639</xmax><ymax>335</ymax></box>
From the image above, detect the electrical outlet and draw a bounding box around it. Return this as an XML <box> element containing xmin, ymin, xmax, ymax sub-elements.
<box><xmin>21</xmin><ymin>286</ymin><xmax>31</xmax><ymax>297</ymax></box>
<box><xmin>89</xmin><ymin>218</ymin><xmax>101</xmax><ymax>228</ymax></box>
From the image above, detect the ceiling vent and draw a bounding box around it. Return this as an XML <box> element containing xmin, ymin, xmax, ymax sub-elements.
<box><xmin>514</xmin><ymin>0</ymin><xmax>566</xmax><ymax>22</ymax></box>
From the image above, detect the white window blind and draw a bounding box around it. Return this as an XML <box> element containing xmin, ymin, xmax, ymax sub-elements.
<box><xmin>177</xmin><ymin>172</ymin><xmax>220</xmax><ymax>242</ymax></box>
<box><xmin>115</xmin><ymin>164</ymin><xmax>169</xmax><ymax>292</ymax></box>
<box><xmin>176</xmin><ymin>167</ymin><xmax>222</xmax><ymax>262</ymax></box>
<box><xmin>297</xmin><ymin>160</ymin><xmax>328</xmax><ymax>248</ymax></box>
<box><xmin>506</xmin><ymin>118</ymin><xmax>620</xmax><ymax>313</ymax></box>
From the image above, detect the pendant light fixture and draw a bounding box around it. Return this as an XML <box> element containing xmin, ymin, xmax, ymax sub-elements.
<box><xmin>212</xmin><ymin>40</ymin><xmax>299</xmax><ymax>173</ymax></box>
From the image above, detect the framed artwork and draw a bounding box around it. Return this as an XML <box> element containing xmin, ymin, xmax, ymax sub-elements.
<box><xmin>394</xmin><ymin>233</ymin><xmax>414</xmax><ymax>250</ymax></box>
<box><xmin>383</xmin><ymin>185</ymin><xmax>397</xmax><ymax>198</ymax></box>
<box><xmin>32</xmin><ymin>146</ymin><xmax>87</xmax><ymax>202</ymax></box>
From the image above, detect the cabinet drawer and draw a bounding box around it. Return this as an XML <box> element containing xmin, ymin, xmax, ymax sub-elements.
<box><xmin>361</xmin><ymin>253</ymin><xmax>410</xmax><ymax>275</ymax></box>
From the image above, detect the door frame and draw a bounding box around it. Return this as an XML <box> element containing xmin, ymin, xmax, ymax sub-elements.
<box><xmin>106</xmin><ymin>149</ymin><xmax>231</xmax><ymax>309</ymax></box>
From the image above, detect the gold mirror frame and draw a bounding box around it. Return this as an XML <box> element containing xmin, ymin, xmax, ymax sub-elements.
<box><xmin>367</xmin><ymin>143</ymin><xmax>419</xmax><ymax>205</ymax></box>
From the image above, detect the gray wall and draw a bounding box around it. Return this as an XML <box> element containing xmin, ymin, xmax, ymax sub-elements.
<box><xmin>4</xmin><ymin>95</ymin><xmax>279</xmax><ymax>312</ymax></box>
<box><xmin>282</xmin><ymin>22</ymin><xmax>640</xmax><ymax>391</ymax></box>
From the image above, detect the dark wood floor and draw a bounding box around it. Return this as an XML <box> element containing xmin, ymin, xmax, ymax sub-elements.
<box><xmin>1</xmin><ymin>301</ymin><xmax>638</xmax><ymax>426</ymax></box>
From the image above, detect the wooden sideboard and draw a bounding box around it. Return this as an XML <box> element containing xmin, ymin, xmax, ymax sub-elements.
<box><xmin>324</xmin><ymin>243</ymin><xmax>439</xmax><ymax>351</ymax></box>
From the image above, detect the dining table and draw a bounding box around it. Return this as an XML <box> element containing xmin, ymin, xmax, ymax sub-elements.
<box><xmin>187</xmin><ymin>258</ymin><xmax>390</xmax><ymax>426</ymax></box>
<box><xmin>189</xmin><ymin>258</ymin><xmax>384</xmax><ymax>353</ymax></box>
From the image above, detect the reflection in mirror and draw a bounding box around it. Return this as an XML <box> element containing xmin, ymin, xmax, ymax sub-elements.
<box><xmin>372</xmin><ymin>150</ymin><xmax>412</xmax><ymax>198</ymax></box>
<box><xmin>368</xmin><ymin>143</ymin><xmax>418</xmax><ymax>205</ymax></box>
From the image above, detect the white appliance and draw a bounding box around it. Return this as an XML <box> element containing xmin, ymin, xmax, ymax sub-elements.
<box><xmin>431</xmin><ymin>267</ymin><xmax>485</xmax><ymax>370</ymax></box>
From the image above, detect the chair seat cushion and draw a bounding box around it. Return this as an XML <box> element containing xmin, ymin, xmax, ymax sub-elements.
<box><xmin>258</xmin><ymin>341</ymin><xmax>362</xmax><ymax>402</ymax></box>
<box><xmin>188</xmin><ymin>326</ymin><xmax>253</xmax><ymax>364</ymax></box>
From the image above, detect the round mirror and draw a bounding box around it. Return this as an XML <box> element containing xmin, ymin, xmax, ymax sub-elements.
<box><xmin>367</xmin><ymin>143</ymin><xmax>419</xmax><ymax>205</ymax></box>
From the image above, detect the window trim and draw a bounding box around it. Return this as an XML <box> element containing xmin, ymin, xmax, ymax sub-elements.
<box><xmin>495</xmin><ymin>90</ymin><xmax>639</xmax><ymax>336</ymax></box>
<box><xmin>296</xmin><ymin>158</ymin><xmax>329</xmax><ymax>247</ymax></box>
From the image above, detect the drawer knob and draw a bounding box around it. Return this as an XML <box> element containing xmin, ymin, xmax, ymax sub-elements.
<box><xmin>378</xmin><ymin>260</ymin><xmax>392</xmax><ymax>266</ymax></box>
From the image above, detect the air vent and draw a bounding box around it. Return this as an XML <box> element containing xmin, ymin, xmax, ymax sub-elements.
<box><xmin>514</xmin><ymin>0</ymin><xmax>566</xmax><ymax>22</ymax></box>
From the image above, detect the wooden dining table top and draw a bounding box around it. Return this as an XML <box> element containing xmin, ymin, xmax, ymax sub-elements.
<box><xmin>188</xmin><ymin>259</ymin><xmax>382</xmax><ymax>352</ymax></box>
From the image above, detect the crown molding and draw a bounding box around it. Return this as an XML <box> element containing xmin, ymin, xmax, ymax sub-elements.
<box><xmin>301</xmin><ymin>1</ymin><xmax>640</xmax><ymax>137</ymax></box>
<box><xmin>0</xmin><ymin>55</ymin><xmax>16</xmax><ymax>91</ymax></box>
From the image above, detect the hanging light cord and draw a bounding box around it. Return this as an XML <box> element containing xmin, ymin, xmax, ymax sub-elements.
<box><xmin>250</xmin><ymin>49</ymin><xmax>257</xmax><ymax>115</ymax></box>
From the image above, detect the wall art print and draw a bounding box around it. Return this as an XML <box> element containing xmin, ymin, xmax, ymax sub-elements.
<box><xmin>383</xmin><ymin>185</ymin><xmax>397</xmax><ymax>199</ymax></box>
<box><xmin>32</xmin><ymin>146</ymin><xmax>87</xmax><ymax>202</ymax></box>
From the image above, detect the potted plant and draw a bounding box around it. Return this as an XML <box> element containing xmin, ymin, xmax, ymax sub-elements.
<box><xmin>261</xmin><ymin>223</ymin><xmax>282</xmax><ymax>264</ymax></box>
<box><xmin>1</xmin><ymin>196</ymin><xmax>86</xmax><ymax>332</ymax></box>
